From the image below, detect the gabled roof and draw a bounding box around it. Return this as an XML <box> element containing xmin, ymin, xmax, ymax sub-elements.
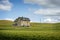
<box><xmin>14</xmin><ymin>17</ymin><xmax>30</xmax><ymax>22</ymax></box>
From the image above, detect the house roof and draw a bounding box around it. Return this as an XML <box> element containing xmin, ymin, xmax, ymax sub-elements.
<box><xmin>14</xmin><ymin>17</ymin><xmax>30</xmax><ymax>22</ymax></box>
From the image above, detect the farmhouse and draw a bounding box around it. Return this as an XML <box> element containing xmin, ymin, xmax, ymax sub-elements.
<box><xmin>14</xmin><ymin>17</ymin><xmax>30</xmax><ymax>27</ymax></box>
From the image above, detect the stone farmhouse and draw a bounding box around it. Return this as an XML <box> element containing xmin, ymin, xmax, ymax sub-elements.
<box><xmin>14</xmin><ymin>17</ymin><xmax>30</xmax><ymax>27</ymax></box>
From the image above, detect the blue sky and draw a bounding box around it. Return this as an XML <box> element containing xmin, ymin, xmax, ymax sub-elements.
<box><xmin>0</xmin><ymin>0</ymin><xmax>60</xmax><ymax>23</ymax></box>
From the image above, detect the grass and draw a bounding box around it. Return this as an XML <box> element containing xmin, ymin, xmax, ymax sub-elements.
<box><xmin>0</xmin><ymin>20</ymin><xmax>60</xmax><ymax>40</ymax></box>
<box><xmin>0</xmin><ymin>30</ymin><xmax>60</xmax><ymax>40</ymax></box>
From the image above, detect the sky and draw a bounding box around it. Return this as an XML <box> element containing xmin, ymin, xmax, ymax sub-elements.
<box><xmin>0</xmin><ymin>0</ymin><xmax>60</xmax><ymax>23</ymax></box>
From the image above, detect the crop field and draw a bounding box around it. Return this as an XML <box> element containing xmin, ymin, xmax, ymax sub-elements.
<box><xmin>0</xmin><ymin>20</ymin><xmax>60</xmax><ymax>40</ymax></box>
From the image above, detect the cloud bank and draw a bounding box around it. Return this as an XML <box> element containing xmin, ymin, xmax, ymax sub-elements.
<box><xmin>24</xmin><ymin>0</ymin><xmax>60</xmax><ymax>23</ymax></box>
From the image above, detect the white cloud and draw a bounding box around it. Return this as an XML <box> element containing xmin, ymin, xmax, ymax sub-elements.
<box><xmin>24</xmin><ymin>0</ymin><xmax>60</xmax><ymax>8</ymax></box>
<box><xmin>0</xmin><ymin>0</ymin><xmax>12</xmax><ymax>11</ymax></box>
<box><xmin>43</xmin><ymin>18</ymin><xmax>60</xmax><ymax>23</ymax></box>
<box><xmin>5</xmin><ymin>18</ymin><xmax>14</xmax><ymax>21</ymax></box>
<box><xmin>34</xmin><ymin>8</ymin><xmax>60</xmax><ymax>15</ymax></box>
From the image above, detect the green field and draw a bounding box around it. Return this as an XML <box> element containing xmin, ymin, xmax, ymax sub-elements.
<box><xmin>0</xmin><ymin>20</ymin><xmax>60</xmax><ymax>40</ymax></box>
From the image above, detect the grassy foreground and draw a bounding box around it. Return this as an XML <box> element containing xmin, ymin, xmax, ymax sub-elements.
<box><xmin>0</xmin><ymin>30</ymin><xmax>60</xmax><ymax>40</ymax></box>
<box><xmin>0</xmin><ymin>20</ymin><xmax>60</xmax><ymax>40</ymax></box>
